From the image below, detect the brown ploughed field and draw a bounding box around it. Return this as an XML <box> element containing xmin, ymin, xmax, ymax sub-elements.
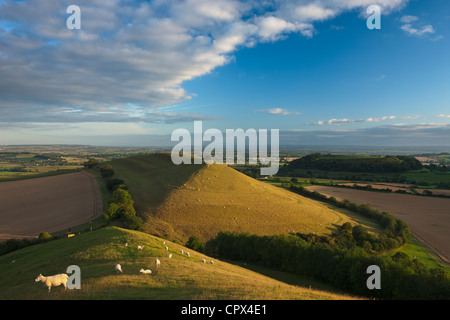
<box><xmin>0</xmin><ymin>171</ymin><xmax>102</xmax><ymax>241</ymax></box>
<box><xmin>306</xmin><ymin>186</ymin><xmax>450</xmax><ymax>263</ymax></box>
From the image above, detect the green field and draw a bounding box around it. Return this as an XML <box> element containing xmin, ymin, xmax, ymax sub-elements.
<box><xmin>0</xmin><ymin>227</ymin><xmax>357</xmax><ymax>300</ymax></box>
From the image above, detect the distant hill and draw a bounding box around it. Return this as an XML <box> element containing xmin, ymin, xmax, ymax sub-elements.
<box><xmin>279</xmin><ymin>153</ymin><xmax>423</xmax><ymax>174</ymax></box>
<box><xmin>0</xmin><ymin>227</ymin><xmax>356</xmax><ymax>300</ymax></box>
<box><xmin>102</xmin><ymin>154</ymin><xmax>379</xmax><ymax>243</ymax></box>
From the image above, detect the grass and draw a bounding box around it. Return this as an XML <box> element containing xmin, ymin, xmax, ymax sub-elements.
<box><xmin>402</xmin><ymin>169</ymin><xmax>450</xmax><ymax>185</ymax></box>
<box><xmin>0</xmin><ymin>227</ymin><xmax>358</xmax><ymax>300</ymax></box>
<box><xmin>99</xmin><ymin>154</ymin><xmax>382</xmax><ymax>243</ymax></box>
<box><xmin>0</xmin><ymin>168</ymin><xmax>81</xmax><ymax>181</ymax></box>
<box><xmin>391</xmin><ymin>236</ymin><xmax>450</xmax><ymax>272</ymax></box>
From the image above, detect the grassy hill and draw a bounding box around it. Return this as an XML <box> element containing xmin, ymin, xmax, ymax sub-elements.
<box><xmin>0</xmin><ymin>227</ymin><xmax>357</xmax><ymax>300</ymax></box>
<box><xmin>101</xmin><ymin>154</ymin><xmax>381</xmax><ymax>243</ymax></box>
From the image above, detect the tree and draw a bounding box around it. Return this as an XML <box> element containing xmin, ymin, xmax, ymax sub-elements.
<box><xmin>85</xmin><ymin>158</ymin><xmax>99</xmax><ymax>168</ymax></box>
<box><xmin>341</xmin><ymin>222</ymin><xmax>353</xmax><ymax>234</ymax></box>
<box><xmin>107</xmin><ymin>178</ymin><xmax>126</xmax><ymax>192</ymax></box>
<box><xmin>122</xmin><ymin>215</ymin><xmax>144</xmax><ymax>231</ymax></box>
<box><xmin>102</xmin><ymin>187</ymin><xmax>137</xmax><ymax>222</ymax></box>
<box><xmin>38</xmin><ymin>232</ymin><xmax>52</xmax><ymax>241</ymax></box>
<box><xmin>100</xmin><ymin>165</ymin><xmax>114</xmax><ymax>178</ymax></box>
<box><xmin>186</xmin><ymin>236</ymin><xmax>205</xmax><ymax>253</ymax></box>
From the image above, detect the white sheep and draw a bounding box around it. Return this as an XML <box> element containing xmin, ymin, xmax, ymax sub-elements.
<box><xmin>168</xmin><ymin>254</ymin><xmax>172</xmax><ymax>258</ymax></box>
<box><xmin>155</xmin><ymin>258</ymin><xmax>161</xmax><ymax>267</ymax></box>
<box><xmin>124</xmin><ymin>243</ymin><xmax>128</xmax><ymax>247</ymax></box>
<box><xmin>35</xmin><ymin>273</ymin><xmax>69</xmax><ymax>292</ymax></box>
<box><xmin>140</xmin><ymin>268</ymin><xmax>152</xmax><ymax>274</ymax></box>
<box><xmin>185</xmin><ymin>252</ymin><xmax>190</xmax><ymax>257</ymax></box>
<box><xmin>210</xmin><ymin>260</ymin><xmax>214</xmax><ymax>264</ymax></box>
<box><xmin>115</xmin><ymin>264</ymin><xmax>123</xmax><ymax>273</ymax></box>
<box><xmin>179</xmin><ymin>249</ymin><xmax>184</xmax><ymax>254</ymax></box>
<box><xmin>137</xmin><ymin>245</ymin><xmax>144</xmax><ymax>250</ymax></box>
<box><xmin>201</xmin><ymin>258</ymin><xmax>206</xmax><ymax>263</ymax></box>
<box><xmin>165</xmin><ymin>246</ymin><xmax>169</xmax><ymax>251</ymax></box>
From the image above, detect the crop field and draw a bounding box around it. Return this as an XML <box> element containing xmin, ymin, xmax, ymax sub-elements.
<box><xmin>305</xmin><ymin>186</ymin><xmax>450</xmax><ymax>263</ymax></box>
<box><xmin>0</xmin><ymin>171</ymin><xmax>103</xmax><ymax>241</ymax></box>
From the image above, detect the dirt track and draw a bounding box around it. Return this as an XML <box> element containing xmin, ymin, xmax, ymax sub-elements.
<box><xmin>306</xmin><ymin>186</ymin><xmax>450</xmax><ymax>263</ymax></box>
<box><xmin>0</xmin><ymin>171</ymin><xmax>103</xmax><ymax>241</ymax></box>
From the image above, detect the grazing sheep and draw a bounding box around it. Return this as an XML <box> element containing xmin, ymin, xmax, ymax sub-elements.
<box><xmin>155</xmin><ymin>259</ymin><xmax>161</xmax><ymax>267</ymax></box>
<box><xmin>137</xmin><ymin>245</ymin><xmax>144</xmax><ymax>250</ymax></box>
<box><xmin>201</xmin><ymin>258</ymin><xmax>206</xmax><ymax>263</ymax></box>
<box><xmin>210</xmin><ymin>260</ymin><xmax>214</xmax><ymax>264</ymax></box>
<box><xmin>35</xmin><ymin>273</ymin><xmax>69</xmax><ymax>292</ymax></box>
<box><xmin>140</xmin><ymin>268</ymin><xmax>152</xmax><ymax>274</ymax></box>
<box><xmin>115</xmin><ymin>264</ymin><xmax>123</xmax><ymax>273</ymax></box>
<box><xmin>185</xmin><ymin>252</ymin><xmax>190</xmax><ymax>257</ymax></box>
<box><xmin>179</xmin><ymin>249</ymin><xmax>184</xmax><ymax>254</ymax></box>
<box><xmin>165</xmin><ymin>246</ymin><xmax>169</xmax><ymax>251</ymax></box>
<box><xmin>168</xmin><ymin>254</ymin><xmax>172</xmax><ymax>258</ymax></box>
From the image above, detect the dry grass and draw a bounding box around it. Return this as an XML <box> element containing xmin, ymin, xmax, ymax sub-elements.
<box><xmin>0</xmin><ymin>227</ymin><xmax>359</xmax><ymax>300</ymax></box>
<box><xmin>142</xmin><ymin>162</ymin><xmax>379</xmax><ymax>242</ymax></box>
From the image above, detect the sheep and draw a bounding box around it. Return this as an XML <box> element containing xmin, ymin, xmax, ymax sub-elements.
<box><xmin>201</xmin><ymin>258</ymin><xmax>206</xmax><ymax>263</ymax></box>
<box><xmin>35</xmin><ymin>273</ymin><xmax>69</xmax><ymax>292</ymax></box>
<box><xmin>140</xmin><ymin>268</ymin><xmax>152</xmax><ymax>274</ymax></box>
<box><xmin>210</xmin><ymin>260</ymin><xmax>214</xmax><ymax>264</ymax></box>
<box><xmin>155</xmin><ymin>258</ymin><xmax>161</xmax><ymax>267</ymax></box>
<box><xmin>179</xmin><ymin>249</ymin><xmax>184</xmax><ymax>254</ymax></box>
<box><xmin>137</xmin><ymin>245</ymin><xmax>144</xmax><ymax>250</ymax></box>
<box><xmin>168</xmin><ymin>254</ymin><xmax>172</xmax><ymax>258</ymax></box>
<box><xmin>185</xmin><ymin>252</ymin><xmax>190</xmax><ymax>257</ymax></box>
<box><xmin>165</xmin><ymin>246</ymin><xmax>169</xmax><ymax>251</ymax></box>
<box><xmin>124</xmin><ymin>243</ymin><xmax>128</xmax><ymax>247</ymax></box>
<box><xmin>115</xmin><ymin>264</ymin><xmax>123</xmax><ymax>273</ymax></box>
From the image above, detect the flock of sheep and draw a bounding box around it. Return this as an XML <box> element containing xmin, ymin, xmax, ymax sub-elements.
<box><xmin>116</xmin><ymin>242</ymin><xmax>214</xmax><ymax>275</ymax></box>
<box><xmin>35</xmin><ymin>239</ymin><xmax>215</xmax><ymax>292</ymax></box>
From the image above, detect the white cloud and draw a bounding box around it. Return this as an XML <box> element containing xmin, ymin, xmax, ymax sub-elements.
<box><xmin>399</xmin><ymin>15</ymin><xmax>439</xmax><ymax>38</ymax></box>
<box><xmin>438</xmin><ymin>114</ymin><xmax>450</xmax><ymax>118</ymax></box>
<box><xmin>401</xmin><ymin>23</ymin><xmax>435</xmax><ymax>36</ymax></box>
<box><xmin>256</xmin><ymin>16</ymin><xmax>314</xmax><ymax>41</ymax></box>
<box><xmin>0</xmin><ymin>0</ymin><xmax>409</xmax><ymax>125</ymax></box>
<box><xmin>292</xmin><ymin>3</ymin><xmax>337</xmax><ymax>21</ymax></box>
<box><xmin>267</xmin><ymin>108</ymin><xmax>302</xmax><ymax>116</ymax></box>
<box><xmin>313</xmin><ymin>115</ymin><xmax>396</xmax><ymax>125</ymax></box>
<box><xmin>256</xmin><ymin>108</ymin><xmax>302</xmax><ymax>116</ymax></box>
<box><xmin>402</xmin><ymin>114</ymin><xmax>422</xmax><ymax>120</ymax></box>
<box><xmin>400</xmin><ymin>15</ymin><xmax>419</xmax><ymax>24</ymax></box>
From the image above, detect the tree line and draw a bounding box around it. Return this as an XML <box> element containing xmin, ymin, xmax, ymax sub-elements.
<box><xmin>200</xmin><ymin>182</ymin><xmax>450</xmax><ymax>299</ymax></box>
<box><xmin>205</xmin><ymin>232</ymin><xmax>450</xmax><ymax>299</ymax></box>
<box><xmin>288</xmin><ymin>185</ymin><xmax>410</xmax><ymax>251</ymax></box>
<box><xmin>280</xmin><ymin>153</ymin><xmax>423</xmax><ymax>174</ymax></box>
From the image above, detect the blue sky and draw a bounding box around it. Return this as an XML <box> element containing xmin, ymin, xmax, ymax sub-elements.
<box><xmin>0</xmin><ymin>0</ymin><xmax>449</xmax><ymax>147</ymax></box>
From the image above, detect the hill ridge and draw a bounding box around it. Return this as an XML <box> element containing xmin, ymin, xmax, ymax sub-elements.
<box><xmin>104</xmin><ymin>154</ymin><xmax>378</xmax><ymax>242</ymax></box>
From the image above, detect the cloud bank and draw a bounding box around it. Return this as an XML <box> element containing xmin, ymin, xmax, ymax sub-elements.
<box><xmin>0</xmin><ymin>0</ymin><xmax>408</xmax><ymax>124</ymax></box>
